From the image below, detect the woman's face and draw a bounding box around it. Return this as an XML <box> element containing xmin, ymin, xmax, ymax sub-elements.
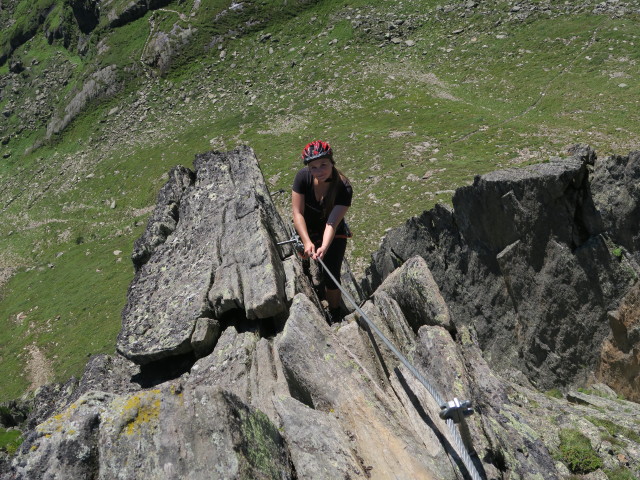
<box><xmin>307</xmin><ymin>157</ymin><xmax>333</xmax><ymax>182</ymax></box>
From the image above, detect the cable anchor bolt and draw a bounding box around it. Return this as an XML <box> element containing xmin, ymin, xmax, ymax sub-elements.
<box><xmin>277</xmin><ymin>233</ymin><xmax>304</xmax><ymax>253</ymax></box>
<box><xmin>439</xmin><ymin>398</ymin><xmax>474</xmax><ymax>424</ymax></box>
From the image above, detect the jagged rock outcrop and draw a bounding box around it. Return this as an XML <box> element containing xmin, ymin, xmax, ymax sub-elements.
<box><xmin>3</xmin><ymin>146</ymin><xmax>640</xmax><ymax>480</ymax></box>
<box><xmin>364</xmin><ymin>146</ymin><xmax>639</xmax><ymax>392</ymax></box>
<box><xmin>46</xmin><ymin>65</ymin><xmax>120</xmax><ymax>139</ymax></box>
<box><xmin>591</xmin><ymin>150</ymin><xmax>640</xmax><ymax>266</ymax></box>
<box><xmin>141</xmin><ymin>22</ymin><xmax>196</xmax><ymax>73</ymax></box>
<box><xmin>103</xmin><ymin>0</ymin><xmax>174</xmax><ymax>28</ymax></box>
<box><xmin>117</xmin><ymin>146</ymin><xmax>295</xmax><ymax>365</ymax></box>
<box><xmin>130</xmin><ymin>165</ymin><xmax>195</xmax><ymax>270</ymax></box>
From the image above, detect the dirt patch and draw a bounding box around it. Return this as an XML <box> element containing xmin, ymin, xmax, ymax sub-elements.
<box><xmin>257</xmin><ymin>114</ymin><xmax>309</xmax><ymax>135</ymax></box>
<box><xmin>25</xmin><ymin>344</ymin><xmax>54</xmax><ymax>391</ymax></box>
<box><xmin>375</xmin><ymin>64</ymin><xmax>461</xmax><ymax>102</ymax></box>
<box><xmin>0</xmin><ymin>252</ymin><xmax>24</xmax><ymax>292</ymax></box>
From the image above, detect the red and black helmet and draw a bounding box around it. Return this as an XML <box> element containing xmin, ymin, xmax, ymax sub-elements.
<box><xmin>301</xmin><ymin>140</ymin><xmax>333</xmax><ymax>164</ymax></box>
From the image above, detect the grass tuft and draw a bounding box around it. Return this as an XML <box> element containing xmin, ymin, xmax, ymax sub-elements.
<box><xmin>558</xmin><ymin>428</ymin><xmax>603</xmax><ymax>474</ymax></box>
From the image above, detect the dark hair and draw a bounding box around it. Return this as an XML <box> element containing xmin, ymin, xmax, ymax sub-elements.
<box><xmin>323</xmin><ymin>166</ymin><xmax>350</xmax><ymax>218</ymax></box>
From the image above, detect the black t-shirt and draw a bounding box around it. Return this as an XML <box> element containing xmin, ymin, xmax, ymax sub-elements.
<box><xmin>292</xmin><ymin>167</ymin><xmax>352</xmax><ymax>239</ymax></box>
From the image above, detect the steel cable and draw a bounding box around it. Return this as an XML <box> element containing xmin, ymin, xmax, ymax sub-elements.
<box><xmin>315</xmin><ymin>255</ymin><xmax>483</xmax><ymax>480</ymax></box>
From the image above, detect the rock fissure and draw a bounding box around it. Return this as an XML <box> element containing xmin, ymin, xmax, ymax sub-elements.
<box><xmin>131</xmin><ymin>350</ymin><xmax>198</xmax><ymax>390</ymax></box>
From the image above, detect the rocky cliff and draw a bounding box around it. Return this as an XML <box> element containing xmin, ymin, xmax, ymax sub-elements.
<box><xmin>364</xmin><ymin>145</ymin><xmax>639</xmax><ymax>392</ymax></box>
<box><xmin>2</xmin><ymin>145</ymin><xmax>639</xmax><ymax>479</ymax></box>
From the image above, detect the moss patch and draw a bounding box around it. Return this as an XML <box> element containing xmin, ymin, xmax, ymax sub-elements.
<box><xmin>238</xmin><ymin>407</ymin><xmax>286</xmax><ymax>478</ymax></box>
<box><xmin>558</xmin><ymin>428</ymin><xmax>603</xmax><ymax>474</ymax></box>
<box><xmin>587</xmin><ymin>416</ymin><xmax>640</xmax><ymax>444</ymax></box>
<box><xmin>0</xmin><ymin>428</ymin><xmax>23</xmax><ymax>455</ymax></box>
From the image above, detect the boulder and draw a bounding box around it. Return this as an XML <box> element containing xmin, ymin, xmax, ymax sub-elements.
<box><xmin>11</xmin><ymin>387</ymin><xmax>293</xmax><ymax>480</ymax></box>
<box><xmin>373</xmin><ymin>255</ymin><xmax>453</xmax><ymax>333</ymax></box>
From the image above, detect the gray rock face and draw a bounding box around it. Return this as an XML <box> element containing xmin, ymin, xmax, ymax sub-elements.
<box><xmin>364</xmin><ymin>147</ymin><xmax>637</xmax><ymax>390</ymax></box>
<box><xmin>12</xmin><ymin>387</ymin><xmax>293</xmax><ymax>480</ymax></box>
<box><xmin>117</xmin><ymin>146</ymin><xmax>291</xmax><ymax>364</ymax></box>
<box><xmin>277</xmin><ymin>293</ymin><xmax>459</xmax><ymax>480</ymax></box>
<box><xmin>274</xmin><ymin>396</ymin><xmax>368</xmax><ymax>479</ymax></box>
<box><xmin>141</xmin><ymin>24</ymin><xmax>196</xmax><ymax>74</ymax></box>
<box><xmin>105</xmin><ymin>0</ymin><xmax>174</xmax><ymax>28</ymax></box>
<box><xmin>591</xmin><ymin>150</ymin><xmax>640</xmax><ymax>266</ymax></box>
<box><xmin>5</xmin><ymin>147</ymin><xmax>640</xmax><ymax>480</ymax></box>
<box><xmin>131</xmin><ymin>165</ymin><xmax>195</xmax><ymax>270</ymax></box>
<box><xmin>374</xmin><ymin>255</ymin><xmax>453</xmax><ymax>333</ymax></box>
<box><xmin>46</xmin><ymin>65</ymin><xmax>120</xmax><ymax>139</ymax></box>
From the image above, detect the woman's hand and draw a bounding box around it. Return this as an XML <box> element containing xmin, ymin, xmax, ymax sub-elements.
<box><xmin>313</xmin><ymin>244</ymin><xmax>328</xmax><ymax>260</ymax></box>
<box><xmin>303</xmin><ymin>241</ymin><xmax>316</xmax><ymax>259</ymax></box>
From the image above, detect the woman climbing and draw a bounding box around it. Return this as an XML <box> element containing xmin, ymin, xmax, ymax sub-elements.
<box><xmin>292</xmin><ymin>140</ymin><xmax>352</xmax><ymax>323</ymax></box>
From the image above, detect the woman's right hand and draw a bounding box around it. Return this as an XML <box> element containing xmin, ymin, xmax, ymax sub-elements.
<box><xmin>302</xmin><ymin>241</ymin><xmax>316</xmax><ymax>259</ymax></box>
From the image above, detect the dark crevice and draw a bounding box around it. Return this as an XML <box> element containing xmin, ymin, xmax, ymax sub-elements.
<box><xmin>131</xmin><ymin>351</ymin><xmax>198</xmax><ymax>389</ymax></box>
<box><xmin>218</xmin><ymin>308</ymin><xmax>287</xmax><ymax>339</ymax></box>
<box><xmin>287</xmin><ymin>445</ymin><xmax>299</xmax><ymax>480</ymax></box>
<box><xmin>280</xmin><ymin>368</ymin><xmax>315</xmax><ymax>411</ymax></box>
<box><xmin>483</xmin><ymin>448</ymin><xmax>507</xmax><ymax>473</ymax></box>
<box><xmin>276</xmin><ymin>429</ymin><xmax>300</xmax><ymax>480</ymax></box>
<box><xmin>87</xmin><ymin>413</ymin><xmax>101</xmax><ymax>480</ymax></box>
<box><xmin>131</xmin><ymin>307</ymin><xmax>287</xmax><ymax>389</ymax></box>
<box><xmin>70</xmin><ymin>0</ymin><xmax>100</xmax><ymax>34</ymax></box>
<box><xmin>449</xmin><ymin>328</ymin><xmax>459</xmax><ymax>342</ymax></box>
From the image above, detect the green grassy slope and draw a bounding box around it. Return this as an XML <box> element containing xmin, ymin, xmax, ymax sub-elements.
<box><xmin>0</xmin><ymin>0</ymin><xmax>639</xmax><ymax>401</ymax></box>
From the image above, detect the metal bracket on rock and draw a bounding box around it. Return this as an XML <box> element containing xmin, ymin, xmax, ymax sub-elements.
<box><xmin>277</xmin><ymin>232</ymin><xmax>304</xmax><ymax>254</ymax></box>
<box><xmin>440</xmin><ymin>398</ymin><xmax>474</xmax><ymax>424</ymax></box>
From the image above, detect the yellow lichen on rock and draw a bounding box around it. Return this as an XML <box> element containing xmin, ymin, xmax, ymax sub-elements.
<box><xmin>122</xmin><ymin>390</ymin><xmax>162</xmax><ymax>436</ymax></box>
<box><xmin>37</xmin><ymin>400</ymin><xmax>81</xmax><ymax>434</ymax></box>
<box><xmin>101</xmin><ymin>389</ymin><xmax>162</xmax><ymax>437</ymax></box>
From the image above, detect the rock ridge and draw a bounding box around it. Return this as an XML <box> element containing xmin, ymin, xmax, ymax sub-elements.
<box><xmin>2</xmin><ymin>145</ymin><xmax>640</xmax><ymax>480</ymax></box>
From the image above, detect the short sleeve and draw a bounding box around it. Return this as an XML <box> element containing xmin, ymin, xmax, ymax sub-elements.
<box><xmin>335</xmin><ymin>179</ymin><xmax>352</xmax><ymax>207</ymax></box>
<box><xmin>292</xmin><ymin>168</ymin><xmax>310</xmax><ymax>194</ymax></box>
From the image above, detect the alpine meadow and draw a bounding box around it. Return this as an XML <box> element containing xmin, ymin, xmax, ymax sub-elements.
<box><xmin>0</xmin><ymin>0</ymin><xmax>638</xmax><ymax>415</ymax></box>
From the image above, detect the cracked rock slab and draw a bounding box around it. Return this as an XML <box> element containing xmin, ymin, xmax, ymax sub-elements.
<box><xmin>117</xmin><ymin>146</ymin><xmax>289</xmax><ymax>364</ymax></box>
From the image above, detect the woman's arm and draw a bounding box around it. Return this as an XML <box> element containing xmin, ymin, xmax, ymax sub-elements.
<box><xmin>292</xmin><ymin>191</ymin><xmax>316</xmax><ymax>258</ymax></box>
<box><xmin>315</xmin><ymin>205</ymin><xmax>349</xmax><ymax>260</ymax></box>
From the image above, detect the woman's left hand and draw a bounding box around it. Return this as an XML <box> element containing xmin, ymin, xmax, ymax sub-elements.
<box><xmin>313</xmin><ymin>245</ymin><xmax>328</xmax><ymax>260</ymax></box>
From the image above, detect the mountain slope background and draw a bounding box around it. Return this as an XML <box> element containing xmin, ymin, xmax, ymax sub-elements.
<box><xmin>0</xmin><ymin>0</ymin><xmax>639</xmax><ymax>404</ymax></box>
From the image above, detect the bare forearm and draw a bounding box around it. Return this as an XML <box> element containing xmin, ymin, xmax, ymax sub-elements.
<box><xmin>322</xmin><ymin>205</ymin><xmax>349</xmax><ymax>249</ymax></box>
<box><xmin>293</xmin><ymin>213</ymin><xmax>312</xmax><ymax>245</ymax></box>
<box><xmin>321</xmin><ymin>223</ymin><xmax>337</xmax><ymax>250</ymax></box>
